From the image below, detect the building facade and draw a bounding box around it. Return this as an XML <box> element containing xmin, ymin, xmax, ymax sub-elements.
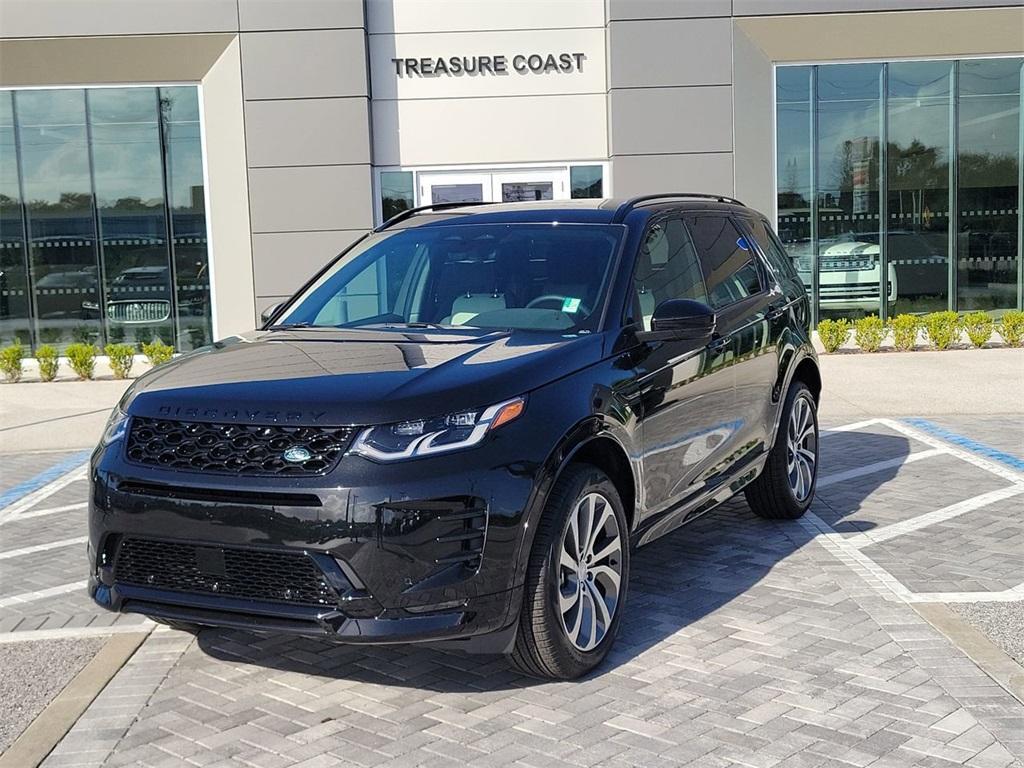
<box><xmin>0</xmin><ymin>0</ymin><xmax>1021</xmax><ymax>350</ymax></box>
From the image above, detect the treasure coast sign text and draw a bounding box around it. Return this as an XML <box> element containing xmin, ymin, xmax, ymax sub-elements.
<box><xmin>391</xmin><ymin>52</ymin><xmax>586</xmax><ymax>77</ymax></box>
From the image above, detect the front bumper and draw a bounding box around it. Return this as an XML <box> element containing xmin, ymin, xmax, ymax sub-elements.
<box><xmin>87</xmin><ymin>422</ymin><xmax>540</xmax><ymax>648</ymax></box>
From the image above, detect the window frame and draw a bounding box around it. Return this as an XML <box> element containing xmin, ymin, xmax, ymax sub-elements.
<box><xmin>622</xmin><ymin>211</ymin><xmax>712</xmax><ymax>330</ymax></box>
<box><xmin>683</xmin><ymin>211</ymin><xmax>769</xmax><ymax>313</ymax></box>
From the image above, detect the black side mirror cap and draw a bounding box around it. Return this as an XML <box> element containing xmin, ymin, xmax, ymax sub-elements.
<box><xmin>640</xmin><ymin>298</ymin><xmax>716</xmax><ymax>342</ymax></box>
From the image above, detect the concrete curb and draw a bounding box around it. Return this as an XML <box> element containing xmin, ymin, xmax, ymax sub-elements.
<box><xmin>914</xmin><ymin>603</ymin><xmax>1024</xmax><ymax>706</ymax></box>
<box><xmin>0</xmin><ymin>631</ymin><xmax>149</xmax><ymax>768</ymax></box>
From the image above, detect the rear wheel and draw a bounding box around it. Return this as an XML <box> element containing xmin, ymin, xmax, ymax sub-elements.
<box><xmin>510</xmin><ymin>465</ymin><xmax>629</xmax><ymax>680</ymax></box>
<box><xmin>745</xmin><ymin>381</ymin><xmax>818</xmax><ymax>520</ymax></box>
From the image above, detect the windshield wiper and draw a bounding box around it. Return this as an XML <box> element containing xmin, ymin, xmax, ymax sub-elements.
<box><xmin>267</xmin><ymin>322</ymin><xmax>315</xmax><ymax>330</ymax></box>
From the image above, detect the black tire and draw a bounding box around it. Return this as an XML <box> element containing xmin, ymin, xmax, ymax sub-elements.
<box><xmin>510</xmin><ymin>464</ymin><xmax>630</xmax><ymax>680</ymax></box>
<box><xmin>745</xmin><ymin>381</ymin><xmax>818</xmax><ymax>520</ymax></box>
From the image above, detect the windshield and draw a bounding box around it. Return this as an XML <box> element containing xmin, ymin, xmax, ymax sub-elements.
<box><xmin>277</xmin><ymin>223</ymin><xmax>623</xmax><ymax>333</ymax></box>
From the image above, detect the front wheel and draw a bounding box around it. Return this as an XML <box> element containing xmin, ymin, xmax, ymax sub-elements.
<box><xmin>510</xmin><ymin>465</ymin><xmax>629</xmax><ymax>680</ymax></box>
<box><xmin>745</xmin><ymin>381</ymin><xmax>818</xmax><ymax>520</ymax></box>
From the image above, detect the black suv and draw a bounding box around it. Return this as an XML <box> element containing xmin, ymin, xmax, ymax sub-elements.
<box><xmin>89</xmin><ymin>194</ymin><xmax>820</xmax><ymax>679</ymax></box>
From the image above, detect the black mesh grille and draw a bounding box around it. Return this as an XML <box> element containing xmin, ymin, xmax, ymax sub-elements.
<box><xmin>114</xmin><ymin>538</ymin><xmax>340</xmax><ymax>606</ymax></box>
<box><xmin>126</xmin><ymin>417</ymin><xmax>355</xmax><ymax>476</ymax></box>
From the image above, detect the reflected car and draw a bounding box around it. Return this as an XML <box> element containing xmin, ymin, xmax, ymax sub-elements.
<box><xmin>88</xmin><ymin>195</ymin><xmax>821</xmax><ymax>680</ymax></box>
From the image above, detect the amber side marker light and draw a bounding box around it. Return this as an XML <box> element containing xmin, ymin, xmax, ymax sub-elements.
<box><xmin>490</xmin><ymin>398</ymin><xmax>525</xmax><ymax>430</ymax></box>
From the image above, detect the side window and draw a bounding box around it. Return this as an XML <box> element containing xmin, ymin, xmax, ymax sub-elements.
<box><xmin>745</xmin><ymin>217</ymin><xmax>801</xmax><ymax>284</ymax></box>
<box><xmin>633</xmin><ymin>217</ymin><xmax>708</xmax><ymax>331</ymax></box>
<box><xmin>685</xmin><ymin>214</ymin><xmax>763</xmax><ymax>310</ymax></box>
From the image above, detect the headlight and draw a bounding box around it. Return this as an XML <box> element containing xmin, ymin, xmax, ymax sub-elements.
<box><xmin>351</xmin><ymin>397</ymin><xmax>525</xmax><ymax>462</ymax></box>
<box><xmin>101</xmin><ymin>406</ymin><xmax>129</xmax><ymax>446</ymax></box>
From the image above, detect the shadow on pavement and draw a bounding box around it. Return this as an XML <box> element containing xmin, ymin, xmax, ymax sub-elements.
<box><xmin>196</xmin><ymin>429</ymin><xmax>912</xmax><ymax>691</ymax></box>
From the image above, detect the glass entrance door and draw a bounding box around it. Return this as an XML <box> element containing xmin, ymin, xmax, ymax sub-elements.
<box><xmin>492</xmin><ymin>169</ymin><xmax>568</xmax><ymax>202</ymax></box>
<box><xmin>419</xmin><ymin>171</ymin><xmax>490</xmax><ymax>205</ymax></box>
<box><xmin>418</xmin><ymin>168</ymin><xmax>569</xmax><ymax>206</ymax></box>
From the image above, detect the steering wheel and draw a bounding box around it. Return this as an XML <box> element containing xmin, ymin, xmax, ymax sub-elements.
<box><xmin>525</xmin><ymin>294</ymin><xmax>592</xmax><ymax>315</ymax></box>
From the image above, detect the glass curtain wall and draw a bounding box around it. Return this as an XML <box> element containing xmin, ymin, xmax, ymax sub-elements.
<box><xmin>0</xmin><ymin>86</ymin><xmax>212</xmax><ymax>352</ymax></box>
<box><xmin>776</xmin><ymin>57</ymin><xmax>1023</xmax><ymax>324</ymax></box>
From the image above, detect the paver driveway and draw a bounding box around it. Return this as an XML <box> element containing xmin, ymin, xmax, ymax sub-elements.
<box><xmin>2</xmin><ymin>416</ymin><xmax>1022</xmax><ymax>768</ymax></box>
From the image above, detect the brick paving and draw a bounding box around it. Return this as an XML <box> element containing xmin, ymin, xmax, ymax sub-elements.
<box><xmin>1</xmin><ymin>417</ymin><xmax>1021</xmax><ymax>767</ymax></box>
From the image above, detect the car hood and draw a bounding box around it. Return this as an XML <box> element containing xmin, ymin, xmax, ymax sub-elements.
<box><xmin>123</xmin><ymin>327</ymin><xmax>604</xmax><ymax>426</ymax></box>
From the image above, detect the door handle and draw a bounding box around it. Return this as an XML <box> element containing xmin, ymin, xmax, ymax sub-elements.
<box><xmin>707</xmin><ymin>336</ymin><xmax>729</xmax><ymax>352</ymax></box>
<box><xmin>766</xmin><ymin>302</ymin><xmax>787</xmax><ymax>320</ymax></box>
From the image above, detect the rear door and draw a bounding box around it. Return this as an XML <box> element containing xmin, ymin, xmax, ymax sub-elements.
<box><xmin>687</xmin><ymin>212</ymin><xmax>780</xmax><ymax>470</ymax></box>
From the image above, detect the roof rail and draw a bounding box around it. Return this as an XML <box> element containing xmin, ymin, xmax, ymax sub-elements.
<box><xmin>374</xmin><ymin>201</ymin><xmax>491</xmax><ymax>231</ymax></box>
<box><xmin>611</xmin><ymin>193</ymin><xmax>745</xmax><ymax>223</ymax></box>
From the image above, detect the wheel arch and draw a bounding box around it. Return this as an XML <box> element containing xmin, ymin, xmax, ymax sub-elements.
<box><xmin>510</xmin><ymin>419</ymin><xmax>640</xmax><ymax>594</ymax></box>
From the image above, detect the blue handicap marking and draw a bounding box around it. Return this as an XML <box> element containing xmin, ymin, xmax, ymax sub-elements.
<box><xmin>0</xmin><ymin>449</ymin><xmax>93</xmax><ymax>510</ymax></box>
<box><xmin>903</xmin><ymin>418</ymin><xmax>1024</xmax><ymax>473</ymax></box>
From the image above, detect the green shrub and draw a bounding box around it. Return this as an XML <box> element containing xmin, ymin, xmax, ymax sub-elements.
<box><xmin>890</xmin><ymin>314</ymin><xmax>921</xmax><ymax>352</ymax></box>
<box><xmin>961</xmin><ymin>311</ymin><xmax>993</xmax><ymax>349</ymax></box>
<box><xmin>854</xmin><ymin>315</ymin><xmax>886</xmax><ymax>353</ymax></box>
<box><xmin>0</xmin><ymin>342</ymin><xmax>25</xmax><ymax>383</ymax></box>
<box><xmin>999</xmin><ymin>310</ymin><xmax>1024</xmax><ymax>347</ymax></box>
<box><xmin>39</xmin><ymin>327</ymin><xmax>62</xmax><ymax>345</ymax></box>
<box><xmin>104</xmin><ymin>343</ymin><xmax>135</xmax><ymax>379</ymax></box>
<box><xmin>924</xmin><ymin>311</ymin><xmax>962</xmax><ymax>350</ymax></box>
<box><xmin>142</xmin><ymin>339</ymin><xmax>174</xmax><ymax>367</ymax></box>
<box><xmin>65</xmin><ymin>342</ymin><xmax>98</xmax><ymax>380</ymax></box>
<box><xmin>816</xmin><ymin>318</ymin><xmax>851</xmax><ymax>354</ymax></box>
<box><xmin>36</xmin><ymin>344</ymin><xmax>59</xmax><ymax>382</ymax></box>
<box><xmin>71</xmin><ymin>324</ymin><xmax>97</xmax><ymax>345</ymax></box>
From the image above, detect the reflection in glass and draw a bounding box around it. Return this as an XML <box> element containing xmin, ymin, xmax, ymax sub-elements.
<box><xmin>431</xmin><ymin>184</ymin><xmax>483</xmax><ymax>203</ymax></box>
<box><xmin>380</xmin><ymin>170</ymin><xmax>413</xmax><ymax>222</ymax></box>
<box><xmin>777</xmin><ymin>57</ymin><xmax>1023</xmax><ymax>322</ymax></box>
<box><xmin>816</xmin><ymin>63</ymin><xmax>884</xmax><ymax>321</ymax></box>
<box><xmin>775</xmin><ymin>66</ymin><xmax>813</xmax><ymax>304</ymax></box>
<box><xmin>161</xmin><ymin>87</ymin><xmax>212</xmax><ymax>351</ymax></box>
<box><xmin>0</xmin><ymin>92</ymin><xmax>32</xmax><ymax>347</ymax></box>
<box><xmin>16</xmin><ymin>89</ymin><xmax>102</xmax><ymax>347</ymax></box>
<box><xmin>570</xmin><ymin>165</ymin><xmax>603</xmax><ymax>199</ymax></box>
<box><xmin>4</xmin><ymin>85</ymin><xmax>213</xmax><ymax>354</ymax></box>
<box><xmin>957</xmin><ymin>58</ymin><xmax>1021</xmax><ymax>312</ymax></box>
<box><xmin>89</xmin><ymin>88</ymin><xmax>172</xmax><ymax>347</ymax></box>
<box><xmin>888</xmin><ymin>61</ymin><xmax>953</xmax><ymax>314</ymax></box>
<box><xmin>501</xmin><ymin>182</ymin><xmax>553</xmax><ymax>202</ymax></box>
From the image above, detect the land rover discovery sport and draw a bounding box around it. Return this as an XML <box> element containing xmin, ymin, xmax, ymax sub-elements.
<box><xmin>89</xmin><ymin>194</ymin><xmax>821</xmax><ymax>679</ymax></box>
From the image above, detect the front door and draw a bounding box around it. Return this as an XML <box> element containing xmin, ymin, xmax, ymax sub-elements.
<box><xmin>491</xmin><ymin>169</ymin><xmax>568</xmax><ymax>203</ymax></box>
<box><xmin>418</xmin><ymin>168</ymin><xmax>568</xmax><ymax>206</ymax></box>
<box><xmin>419</xmin><ymin>171</ymin><xmax>491</xmax><ymax>205</ymax></box>
<box><xmin>631</xmin><ymin>215</ymin><xmax>737</xmax><ymax>532</ymax></box>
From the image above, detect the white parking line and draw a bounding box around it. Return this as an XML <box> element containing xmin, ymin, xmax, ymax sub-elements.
<box><xmin>0</xmin><ymin>580</ymin><xmax>87</xmax><ymax>609</ymax></box>
<box><xmin>11</xmin><ymin>502</ymin><xmax>88</xmax><ymax>521</ymax></box>
<box><xmin>0</xmin><ymin>622</ymin><xmax>154</xmax><ymax>643</ymax></box>
<box><xmin>816</xmin><ymin>448</ymin><xmax>945</xmax><ymax>489</ymax></box>
<box><xmin>0</xmin><ymin>465</ymin><xmax>88</xmax><ymax>524</ymax></box>
<box><xmin>845</xmin><ymin>485</ymin><xmax>1024</xmax><ymax>547</ymax></box>
<box><xmin>881</xmin><ymin>418</ymin><xmax>1024</xmax><ymax>486</ymax></box>
<box><xmin>803</xmin><ymin>418</ymin><xmax>1024</xmax><ymax>606</ymax></box>
<box><xmin>821</xmin><ymin>419</ymin><xmax>884</xmax><ymax>434</ymax></box>
<box><xmin>0</xmin><ymin>535</ymin><xmax>89</xmax><ymax>561</ymax></box>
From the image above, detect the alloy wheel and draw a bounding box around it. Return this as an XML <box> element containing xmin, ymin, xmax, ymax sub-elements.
<box><xmin>786</xmin><ymin>395</ymin><xmax>817</xmax><ymax>502</ymax></box>
<box><xmin>556</xmin><ymin>492</ymin><xmax>622</xmax><ymax>651</ymax></box>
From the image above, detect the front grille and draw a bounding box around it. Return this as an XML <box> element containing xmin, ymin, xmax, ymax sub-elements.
<box><xmin>114</xmin><ymin>537</ymin><xmax>340</xmax><ymax>606</ymax></box>
<box><xmin>107</xmin><ymin>300</ymin><xmax>171</xmax><ymax>323</ymax></box>
<box><xmin>126</xmin><ymin>417</ymin><xmax>356</xmax><ymax>476</ymax></box>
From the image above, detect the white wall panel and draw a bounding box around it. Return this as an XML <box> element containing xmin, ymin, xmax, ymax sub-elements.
<box><xmin>372</xmin><ymin>94</ymin><xmax>608</xmax><ymax>167</ymax></box>
<box><xmin>367</xmin><ymin>0</ymin><xmax>604</xmax><ymax>34</ymax></box>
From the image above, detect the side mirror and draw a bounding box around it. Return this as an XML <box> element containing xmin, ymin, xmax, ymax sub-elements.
<box><xmin>260</xmin><ymin>302</ymin><xmax>283</xmax><ymax>326</ymax></box>
<box><xmin>645</xmin><ymin>299</ymin><xmax>716</xmax><ymax>342</ymax></box>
